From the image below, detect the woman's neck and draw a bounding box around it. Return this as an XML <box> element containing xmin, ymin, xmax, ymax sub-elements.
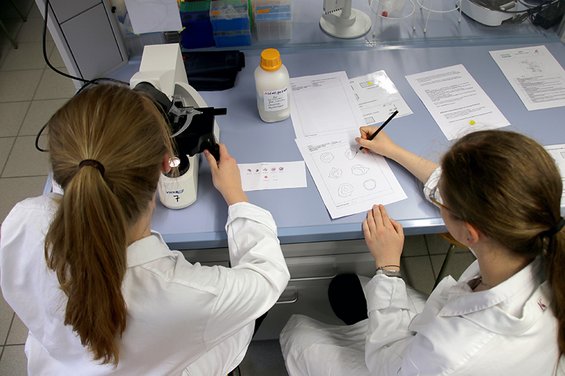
<box><xmin>474</xmin><ymin>242</ymin><xmax>532</xmax><ymax>290</ymax></box>
<box><xmin>127</xmin><ymin>199</ymin><xmax>155</xmax><ymax>245</ymax></box>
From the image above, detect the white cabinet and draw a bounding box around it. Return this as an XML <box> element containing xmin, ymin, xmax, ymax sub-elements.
<box><xmin>35</xmin><ymin>0</ymin><xmax>127</xmax><ymax>88</ymax></box>
<box><xmin>181</xmin><ymin>239</ymin><xmax>373</xmax><ymax>340</ymax></box>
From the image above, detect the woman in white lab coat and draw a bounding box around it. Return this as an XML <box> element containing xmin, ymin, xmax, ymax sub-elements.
<box><xmin>280</xmin><ymin>130</ymin><xmax>564</xmax><ymax>375</ymax></box>
<box><xmin>0</xmin><ymin>84</ymin><xmax>290</xmax><ymax>375</ymax></box>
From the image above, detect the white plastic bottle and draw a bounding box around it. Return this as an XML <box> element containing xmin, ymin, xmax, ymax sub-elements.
<box><xmin>254</xmin><ymin>48</ymin><xmax>290</xmax><ymax>123</ymax></box>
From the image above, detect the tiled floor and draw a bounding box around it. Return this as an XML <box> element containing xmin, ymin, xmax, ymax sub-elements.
<box><xmin>0</xmin><ymin>1</ymin><xmax>76</xmax><ymax>374</ymax></box>
<box><xmin>0</xmin><ymin>2</ymin><xmax>475</xmax><ymax>374</ymax></box>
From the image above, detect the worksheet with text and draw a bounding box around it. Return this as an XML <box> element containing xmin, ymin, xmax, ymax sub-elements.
<box><xmin>490</xmin><ymin>45</ymin><xmax>565</xmax><ymax>111</ymax></box>
<box><xmin>295</xmin><ymin>133</ymin><xmax>406</xmax><ymax>218</ymax></box>
<box><xmin>406</xmin><ymin>64</ymin><xmax>510</xmax><ymax>140</ymax></box>
<box><xmin>290</xmin><ymin>71</ymin><xmax>365</xmax><ymax>138</ymax></box>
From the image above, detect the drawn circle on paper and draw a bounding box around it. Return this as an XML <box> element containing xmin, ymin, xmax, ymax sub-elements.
<box><xmin>364</xmin><ymin>179</ymin><xmax>377</xmax><ymax>190</ymax></box>
<box><xmin>329</xmin><ymin>167</ymin><xmax>343</xmax><ymax>179</ymax></box>
<box><xmin>338</xmin><ymin>183</ymin><xmax>354</xmax><ymax>197</ymax></box>
<box><xmin>351</xmin><ymin>164</ymin><xmax>369</xmax><ymax>175</ymax></box>
<box><xmin>320</xmin><ymin>152</ymin><xmax>334</xmax><ymax>163</ymax></box>
<box><xmin>344</xmin><ymin>148</ymin><xmax>356</xmax><ymax>160</ymax></box>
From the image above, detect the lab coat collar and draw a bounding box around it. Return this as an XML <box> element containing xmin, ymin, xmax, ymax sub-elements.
<box><xmin>126</xmin><ymin>231</ymin><xmax>172</xmax><ymax>267</ymax></box>
<box><xmin>438</xmin><ymin>258</ymin><xmax>551</xmax><ymax>335</ymax></box>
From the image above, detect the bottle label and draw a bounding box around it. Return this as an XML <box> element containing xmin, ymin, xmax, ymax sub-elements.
<box><xmin>263</xmin><ymin>87</ymin><xmax>288</xmax><ymax>112</ymax></box>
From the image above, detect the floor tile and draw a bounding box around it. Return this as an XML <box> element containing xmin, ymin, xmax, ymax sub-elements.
<box><xmin>27</xmin><ymin>2</ymin><xmax>43</xmax><ymax>19</ymax></box>
<box><xmin>2</xmin><ymin>136</ymin><xmax>49</xmax><ymax>177</ymax></box>
<box><xmin>19</xmin><ymin>99</ymin><xmax>65</xmax><ymax>136</ymax></box>
<box><xmin>0</xmin><ymin>40</ymin><xmax>7</xmax><ymax>69</ymax></box>
<box><xmin>425</xmin><ymin>233</ymin><xmax>467</xmax><ymax>255</ymax></box>
<box><xmin>0</xmin><ymin>102</ymin><xmax>29</xmax><ymax>137</ymax></box>
<box><xmin>0</xmin><ymin>44</ymin><xmax>10</xmax><ymax>72</ymax></box>
<box><xmin>16</xmin><ymin>16</ymin><xmax>49</xmax><ymax>44</ymax></box>
<box><xmin>403</xmin><ymin>234</ymin><xmax>427</xmax><ymax>257</ymax></box>
<box><xmin>33</xmin><ymin>68</ymin><xmax>75</xmax><ymax>100</ymax></box>
<box><xmin>0</xmin><ymin>138</ymin><xmax>15</xmax><ymax>172</ymax></box>
<box><xmin>0</xmin><ymin>345</ymin><xmax>27</xmax><ymax>375</ymax></box>
<box><xmin>240</xmin><ymin>340</ymin><xmax>288</xmax><ymax>376</ymax></box>
<box><xmin>0</xmin><ymin>176</ymin><xmax>47</xmax><ymax>223</ymax></box>
<box><xmin>6</xmin><ymin>316</ymin><xmax>26</xmax><ymax>346</ymax></box>
<box><xmin>0</xmin><ymin>293</ymin><xmax>14</xmax><ymax>345</ymax></box>
<box><xmin>401</xmin><ymin>255</ymin><xmax>435</xmax><ymax>295</ymax></box>
<box><xmin>48</xmin><ymin>44</ymin><xmax>65</xmax><ymax>69</ymax></box>
<box><xmin>0</xmin><ymin>41</ymin><xmax>47</xmax><ymax>71</ymax></box>
<box><xmin>0</xmin><ymin>69</ymin><xmax>42</xmax><ymax>102</ymax></box>
<box><xmin>430</xmin><ymin>252</ymin><xmax>476</xmax><ymax>282</ymax></box>
<box><xmin>0</xmin><ymin>20</ymin><xmax>20</xmax><ymax>51</ymax></box>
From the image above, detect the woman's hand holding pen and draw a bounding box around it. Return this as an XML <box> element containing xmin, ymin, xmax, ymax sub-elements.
<box><xmin>204</xmin><ymin>143</ymin><xmax>248</xmax><ymax>206</ymax></box>
<box><xmin>363</xmin><ymin>204</ymin><xmax>404</xmax><ymax>269</ymax></box>
<box><xmin>356</xmin><ymin>130</ymin><xmax>398</xmax><ymax>159</ymax></box>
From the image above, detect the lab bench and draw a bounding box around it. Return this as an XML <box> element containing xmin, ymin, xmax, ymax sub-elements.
<box><xmin>39</xmin><ymin>0</ymin><xmax>565</xmax><ymax>340</ymax></box>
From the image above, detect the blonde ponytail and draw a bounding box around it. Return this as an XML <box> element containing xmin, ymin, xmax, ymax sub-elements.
<box><xmin>44</xmin><ymin>84</ymin><xmax>174</xmax><ymax>365</ymax></box>
<box><xmin>46</xmin><ymin>167</ymin><xmax>127</xmax><ymax>364</ymax></box>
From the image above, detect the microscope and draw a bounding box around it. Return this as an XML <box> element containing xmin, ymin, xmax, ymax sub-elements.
<box><xmin>130</xmin><ymin>44</ymin><xmax>225</xmax><ymax>209</ymax></box>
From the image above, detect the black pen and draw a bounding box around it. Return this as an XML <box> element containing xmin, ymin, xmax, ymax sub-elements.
<box><xmin>359</xmin><ymin>110</ymin><xmax>399</xmax><ymax>152</ymax></box>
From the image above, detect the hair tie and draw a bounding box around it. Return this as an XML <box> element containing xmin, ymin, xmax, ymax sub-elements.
<box><xmin>546</xmin><ymin>217</ymin><xmax>565</xmax><ymax>237</ymax></box>
<box><xmin>79</xmin><ymin>159</ymin><xmax>105</xmax><ymax>177</ymax></box>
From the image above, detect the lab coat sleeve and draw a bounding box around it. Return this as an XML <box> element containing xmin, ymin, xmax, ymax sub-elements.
<box><xmin>363</xmin><ymin>167</ymin><xmax>442</xmax><ymax>374</ymax></box>
<box><xmin>364</xmin><ymin>274</ymin><xmax>418</xmax><ymax>374</ymax></box>
<box><xmin>203</xmin><ymin>202</ymin><xmax>290</xmax><ymax>343</ymax></box>
<box><xmin>422</xmin><ymin>166</ymin><xmax>442</xmax><ymax>204</ymax></box>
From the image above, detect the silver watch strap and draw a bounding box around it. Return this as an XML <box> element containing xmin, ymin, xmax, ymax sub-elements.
<box><xmin>376</xmin><ymin>269</ymin><xmax>402</xmax><ymax>278</ymax></box>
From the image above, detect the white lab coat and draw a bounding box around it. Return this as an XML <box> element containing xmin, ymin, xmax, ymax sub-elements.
<box><xmin>281</xmin><ymin>260</ymin><xmax>561</xmax><ymax>376</ymax></box>
<box><xmin>0</xmin><ymin>194</ymin><xmax>290</xmax><ymax>375</ymax></box>
<box><xmin>280</xmin><ymin>168</ymin><xmax>562</xmax><ymax>376</ymax></box>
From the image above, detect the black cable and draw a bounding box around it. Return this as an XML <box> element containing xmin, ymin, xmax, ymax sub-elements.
<box><xmin>465</xmin><ymin>0</ymin><xmax>561</xmax><ymax>27</ymax></box>
<box><xmin>495</xmin><ymin>0</ymin><xmax>559</xmax><ymax>14</ymax></box>
<box><xmin>36</xmin><ymin>0</ymin><xmax>130</xmax><ymax>152</ymax></box>
<box><xmin>35</xmin><ymin>122</ymin><xmax>48</xmax><ymax>152</ymax></box>
<box><xmin>42</xmin><ymin>0</ymin><xmax>92</xmax><ymax>84</ymax></box>
<box><xmin>42</xmin><ymin>0</ymin><xmax>129</xmax><ymax>86</ymax></box>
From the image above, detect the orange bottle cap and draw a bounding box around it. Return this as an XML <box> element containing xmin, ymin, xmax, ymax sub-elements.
<box><xmin>260</xmin><ymin>48</ymin><xmax>282</xmax><ymax>71</ymax></box>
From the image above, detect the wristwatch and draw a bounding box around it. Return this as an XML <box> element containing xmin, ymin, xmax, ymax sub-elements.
<box><xmin>376</xmin><ymin>268</ymin><xmax>402</xmax><ymax>279</ymax></box>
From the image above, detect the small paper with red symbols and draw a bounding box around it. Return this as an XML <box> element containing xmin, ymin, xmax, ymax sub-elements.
<box><xmin>238</xmin><ymin>161</ymin><xmax>307</xmax><ymax>192</ymax></box>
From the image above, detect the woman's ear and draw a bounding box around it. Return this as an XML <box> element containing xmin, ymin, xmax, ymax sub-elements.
<box><xmin>464</xmin><ymin>222</ymin><xmax>481</xmax><ymax>245</ymax></box>
<box><xmin>162</xmin><ymin>154</ymin><xmax>172</xmax><ymax>174</ymax></box>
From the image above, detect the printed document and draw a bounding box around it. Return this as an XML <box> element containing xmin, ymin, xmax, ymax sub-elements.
<box><xmin>238</xmin><ymin>161</ymin><xmax>307</xmax><ymax>191</ymax></box>
<box><xmin>406</xmin><ymin>64</ymin><xmax>509</xmax><ymax>140</ymax></box>
<box><xmin>124</xmin><ymin>0</ymin><xmax>182</xmax><ymax>34</ymax></box>
<box><xmin>290</xmin><ymin>71</ymin><xmax>365</xmax><ymax>138</ymax></box>
<box><xmin>490</xmin><ymin>45</ymin><xmax>565</xmax><ymax>111</ymax></box>
<box><xmin>295</xmin><ymin>133</ymin><xmax>406</xmax><ymax>219</ymax></box>
<box><xmin>545</xmin><ymin>144</ymin><xmax>565</xmax><ymax>206</ymax></box>
<box><xmin>350</xmin><ymin>70</ymin><xmax>413</xmax><ymax>125</ymax></box>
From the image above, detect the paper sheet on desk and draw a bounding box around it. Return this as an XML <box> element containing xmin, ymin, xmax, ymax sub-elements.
<box><xmin>406</xmin><ymin>64</ymin><xmax>509</xmax><ymax>140</ymax></box>
<box><xmin>238</xmin><ymin>161</ymin><xmax>307</xmax><ymax>191</ymax></box>
<box><xmin>290</xmin><ymin>71</ymin><xmax>365</xmax><ymax>138</ymax></box>
<box><xmin>124</xmin><ymin>0</ymin><xmax>182</xmax><ymax>34</ymax></box>
<box><xmin>490</xmin><ymin>45</ymin><xmax>565</xmax><ymax>111</ymax></box>
<box><xmin>295</xmin><ymin>133</ymin><xmax>406</xmax><ymax>219</ymax></box>
<box><xmin>545</xmin><ymin>144</ymin><xmax>565</xmax><ymax>206</ymax></box>
<box><xmin>350</xmin><ymin>70</ymin><xmax>413</xmax><ymax>125</ymax></box>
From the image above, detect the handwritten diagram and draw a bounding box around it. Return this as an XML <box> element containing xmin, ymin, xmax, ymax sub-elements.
<box><xmin>296</xmin><ymin>134</ymin><xmax>407</xmax><ymax>218</ymax></box>
<box><xmin>314</xmin><ymin>144</ymin><xmax>393</xmax><ymax>206</ymax></box>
